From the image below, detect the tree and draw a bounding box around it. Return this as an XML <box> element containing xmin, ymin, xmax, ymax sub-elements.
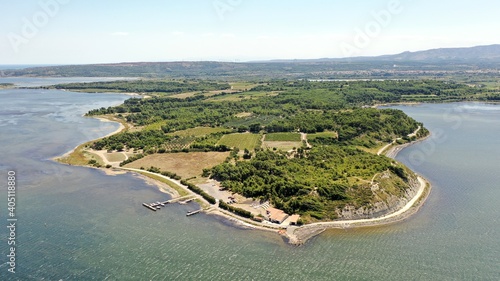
<box><xmin>249</xmin><ymin>123</ymin><xmax>261</xmax><ymax>133</ymax></box>
<box><xmin>238</xmin><ymin>125</ymin><xmax>249</xmax><ymax>132</ymax></box>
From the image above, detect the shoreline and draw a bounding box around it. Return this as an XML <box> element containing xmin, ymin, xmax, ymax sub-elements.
<box><xmin>93</xmin><ymin>116</ymin><xmax>126</xmax><ymax>138</ymax></box>
<box><xmin>53</xmin><ymin>115</ymin><xmax>127</xmax><ymax>162</ymax></box>
<box><xmin>383</xmin><ymin>133</ymin><xmax>432</xmax><ymax>159</ymax></box>
<box><xmin>56</xmin><ymin>115</ymin><xmax>433</xmax><ymax>246</ymax></box>
<box><xmin>288</xmin><ymin>176</ymin><xmax>431</xmax><ymax>244</ymax></box>
<box><xmin>285</xmin><ymin>138</ymin><xmax>433</xmax><ymax>244</ymax></box>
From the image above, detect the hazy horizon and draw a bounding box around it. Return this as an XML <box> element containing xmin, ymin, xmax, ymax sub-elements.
<box><xmin>1</xmin><ymin>43</ymin><xmax>498</xmax><ymax>68</ymax></box>
<box><xmin>2</xmin><ymin>0</ymin><xmax>500</xmax><ymax>64</ymax></box>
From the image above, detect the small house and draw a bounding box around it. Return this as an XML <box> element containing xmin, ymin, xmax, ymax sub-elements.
<box><xmin>288</xmin><ymin>214</ymin><xmax>300</xmax><ymax>225</ymax></box>
<box><xmin>267</xmin><ymin>207</ymin><xmax>289</xmax><ymax>224</ymax></box>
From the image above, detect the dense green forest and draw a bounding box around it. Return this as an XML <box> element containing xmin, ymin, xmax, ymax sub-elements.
<box><xmin>50</xmin><ymin>80</ymin><xmax>231</xmax><ymax>94</ymax></box>
<box><xmin>83</xmin><ymin>80</ymin><xmax>464</xmax><ymax>151</ymax></box>
<box><xmin>210</xmin><ymin>147</ymin><xmax>410</xmax><ymax>221</ymax></box>
<box><xmin>78</xmin><ymin>79</ymin><xmax>493</xmax><ymax>221</ymax></box>
<box><xmin>4</xmin><ymin>59</ymin><xmax>500</xmax><ymax>81</ymax></box>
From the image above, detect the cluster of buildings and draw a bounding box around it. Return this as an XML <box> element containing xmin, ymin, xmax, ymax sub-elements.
<box><xmin>266</xmin><ymin>207</ymin><xmax>300</xmax><ymax>226</ymax></box>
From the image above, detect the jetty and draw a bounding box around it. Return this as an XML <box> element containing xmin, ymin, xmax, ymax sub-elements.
<box><xmin>186</xmin><ymin>209</ymin><xmax>202</xmax><ymax>216</ymax></box>
<box><xmin>143</xmin><ymin>200</ymin><xmax>170</xmax><ymax>210</ymax></box>
<box><xmin>179</xmin><ymin>198</ymin><xmax>195</xmax><ymax>205</ymax></box>
<box><xmin>142</xmin><ymin>195</ymin><xmax>197</xmax><ymax>211</ymax></box>
<box><xmin>142</xmin><ymin>203</ymin><xmax>158</xmax><ymax>211</ymax></box>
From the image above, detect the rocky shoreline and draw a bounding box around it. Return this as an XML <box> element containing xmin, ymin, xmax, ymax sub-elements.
<box><xmin>287</xmin><ymin>176</ymin><xmax>430</xmax><ymax>245</ymax></box>
<box><xmin>284</xmin><ymin>138</ymin><xmax>433</xmax><ymax>245</ymax></box>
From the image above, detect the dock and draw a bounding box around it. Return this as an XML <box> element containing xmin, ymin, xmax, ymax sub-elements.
<box><xmin>179</xmin><ymin>198</ymin><xmax>195</xmax><ymax>205</ymax></box>
<box><xmin>142</xmin><ymin>195</ymin><xmax>197</xmax><ymax>211</ymax></box>
<box><xmin>142</xmin><ymin>200</ymin><xmax>169</xmax><ymax>211</ymax></box>
<box><xmin>142</xmin><ymin>203</ymin><xmax>157</xmax><ymax>211</ymax></box>
<box><xmin>186</xmin><ymin>209</ymin><xmax>202</xmax><ymax>216</ymax></box>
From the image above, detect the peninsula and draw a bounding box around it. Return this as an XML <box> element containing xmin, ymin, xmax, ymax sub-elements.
<box><xmin>54</xmin><ymin>78</ymin><xmax>490</xmax><ymax>244</ymax></box>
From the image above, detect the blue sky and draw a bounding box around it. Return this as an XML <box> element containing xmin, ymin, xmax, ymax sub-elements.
<box><xmin>1</xmin><ymin>0</ymin><xmax>499</xmax><ymax>64</ymax></box>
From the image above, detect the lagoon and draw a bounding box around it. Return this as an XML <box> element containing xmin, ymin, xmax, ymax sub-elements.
<box><xmin>0</xmin><ymin>83</ymin><xmax>499</xmax><ymax>280</ymax></box>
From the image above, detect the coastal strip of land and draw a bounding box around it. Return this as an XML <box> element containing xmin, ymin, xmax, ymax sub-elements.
<box><xmin>54</xmin><ymin>115</ymin><xmax>127</xmax><ymax>164</ymax></box>
<box><xmin>55</xmin><ymin>114</ymin><xmax>433</xmax><ymax>246</ymax></box>
<box><xmin>287</xmin><ymin>176</ymin><xmax>430</xmax><ymax>244</ymax></box>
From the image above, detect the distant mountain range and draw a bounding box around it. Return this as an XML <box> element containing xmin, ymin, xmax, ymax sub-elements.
<box><xmin>266</xmin><ymin>44</ymin><xmax>500</xmax><ymax>63</ymax></box>
<box><xmin>354</xmin><ymin>44</ymin><xmax>500</xmax><ymax>62</ymax></box>
<box><xmin>2</xmin><ymin>44</ymin><xmax>499</xmax><ymax>79</ymax></box>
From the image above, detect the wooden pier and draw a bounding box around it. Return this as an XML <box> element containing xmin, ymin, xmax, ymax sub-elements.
<box><xmin>142</xmin><ymin>203</ymin><xmax>157</xmax><ymax>211</ymax></box>
<box><xmin>186</xmin><ymin>209</ymin><xmax>202</xmax><ymax>216</ymax></box>
<box><xmin>142</xmin><ymin>195</ymin><xmax>197</xmax><ymax>212</ymax></box>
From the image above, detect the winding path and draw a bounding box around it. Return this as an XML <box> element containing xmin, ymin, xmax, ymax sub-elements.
<box><xmin>301</xmin><ymin>132</ymin><xmax>312</xmax><ymax>149</ymax></box>
<box><xmin>377</xmin><ymin>126</ymin><xmax>421</xmax><ymax>156</ymax></box>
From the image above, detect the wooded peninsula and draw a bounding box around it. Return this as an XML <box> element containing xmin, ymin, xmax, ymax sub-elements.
<box><xmin>54</xmin><ymin>79</ymin><xmax>494</xmax><ymax>227</ymax></box>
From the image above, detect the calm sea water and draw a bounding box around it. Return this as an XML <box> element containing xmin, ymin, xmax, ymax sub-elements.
<box><xmin>0</xmin><ymin>77</ymin><xmax>137</xmax><ymax>88</ymax></box>
<box><xmin>0</xmin><ymin>82</ymin><xmax>499</xmax><ymax>280</ymax></box>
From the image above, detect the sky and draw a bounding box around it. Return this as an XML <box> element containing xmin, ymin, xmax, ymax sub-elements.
<box><xmin>1</xmin><ymin>0</ymin><xmax>500</xmax><ymax>64</ymax></box>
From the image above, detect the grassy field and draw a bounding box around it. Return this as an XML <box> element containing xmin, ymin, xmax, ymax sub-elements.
<box><xmin>207</xmin><ymin>91</ymin><xmax>279</xmax><ymax>102</ymax></box>
<box><xmin>134</xmin><ymin>171</ymin><xmax>190</xmax><ymax>196</ymax></box>
<box><xmin>104</xmin><ymin>152</ymin><xmax>127</xmax><ymax>162</ymax></box>
<box><xmin>168</xmin><ymin>127</ymin><xmax>232</xmax><ymax>137</ymax></box>
<box><xmin>168</xmin><ymin>91</ymin><xmax>199</xmax><ymax>99</ymax></box>
<box><xmin>307</xmin><ymin>131</ymin><xmax>338</xmax><ymax>141</ymax></box>
<box><xmin>265</xmin><ymin>132</ymin><xmax>301</xmax><ymax>142</ymax></box>
<box><xmin>170</xmin><ymin>88</ymin><xmax>241</xmax><ymax>99</ymax></box>
<box><xmin>229</xmin><ymin>82</ymin><xmax>261</xmax><ymax>91</ymax></box>
<box><xmin>143</xmin><ymin>121</ymin><xmax>167</xmax><ymax>131</ymax></box>
<box><xmin>224</xmin><ymin>115</ymin><xmax>279</xmax><ymax>128</ymax></box>
<box><xmin>234</xmin><ymin>112</ymin><xmax>253</xmax><ymax>118</ymax></box>
<box><xmin>401</xmin><ymin>94</ymin><xmax>441</xmax><ymax>101</ymax></box>
<box><xmin>125</xmin><ymin>152</ymin><xmax>230</xmax><ymax>179</ymax></box>
<box><xmin>217</xmin><ymin>133</ymin><xmax>261</xmax><ymax>150</ymax></box>
<box><xmin>262</xmin><ymin>141</ymin><xmax>302</xmax><ymax>151</ymax></box>
<box><xmin>56</xmin><ymin>143</ymin><xmax>93</xmax><ymax>166</ymax></box>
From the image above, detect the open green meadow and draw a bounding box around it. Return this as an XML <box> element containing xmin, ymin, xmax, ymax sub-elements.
<box><xmin>168</xmin><ymin>127</ymin><xmax>232</xmax><ymax>137</ymax></box>
<box><xmin>207</xmin><ymin>91</ymin><xmax>279</xmax><ymax>102</ymax></box>
<box><xmin>265</xmin><ymin>132</ymin><xmax>301</xmax><ymax>142</ymax></box>
<box><xmin>307</xmin><ymin>131</ymin><xmax>338</xmax><ymax>141</ymax></box>
<box><xmin>217</xmin><ymin>133</ymin><xmax>261</xmax><ymax>150</ymax></box>
<box><xmin>262</xmin><ymin>141</ymin><xmax>302</xmax><ymax>151</ymax></box>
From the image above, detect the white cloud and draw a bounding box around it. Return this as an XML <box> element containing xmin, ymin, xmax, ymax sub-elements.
<box><xmin>172</xmin><ymin>31</ymin><xmax>185</xmax><ymax>36</ymax></box>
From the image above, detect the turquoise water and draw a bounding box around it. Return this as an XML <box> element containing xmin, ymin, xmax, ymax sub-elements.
<box><xmin>0</xmin><ymin>85</ymin><xmax>499</xmax><ymax>280</ymax></box>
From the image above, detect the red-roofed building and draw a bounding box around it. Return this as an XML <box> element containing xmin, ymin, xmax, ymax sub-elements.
<box><xmin>266</xmin><ymin>207</ymin><xmax>289</xmax><ymax>224</ymax></box>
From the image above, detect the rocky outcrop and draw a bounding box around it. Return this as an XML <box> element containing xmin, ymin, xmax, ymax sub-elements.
<box><xmin>337</xmin><ymin>176</ymin><xmax>420</xmax><ymax>220</ymax></box>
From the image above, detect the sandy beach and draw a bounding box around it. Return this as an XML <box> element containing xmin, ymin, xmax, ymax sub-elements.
<box><xmin>53</xmin><ymin>115</ymin><xmax>126</xmax><ymax>161</ymax></box>
<box><xmin>93</xmin><ymin>116</ymin><xmax>126</xmax><ymax>138</ymax></box>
